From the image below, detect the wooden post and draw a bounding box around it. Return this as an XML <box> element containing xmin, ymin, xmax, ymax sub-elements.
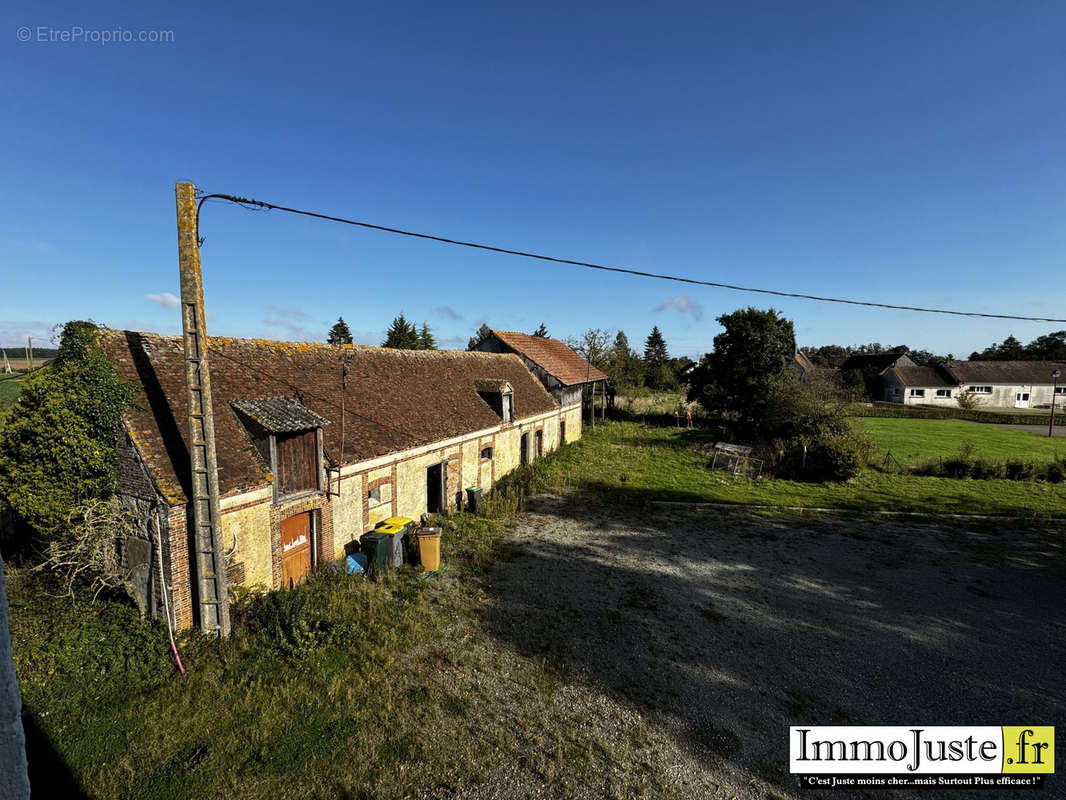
<box><xmin>175</xmin><ymin>181</ymin><xmax>230</xmax><ymax>636</ymax></box>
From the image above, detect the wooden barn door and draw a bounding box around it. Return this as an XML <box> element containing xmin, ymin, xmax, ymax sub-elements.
<box><xmin>281</xmin><ymin>512</ymin><xmax>313</xmax><ymax>588</ymax></box>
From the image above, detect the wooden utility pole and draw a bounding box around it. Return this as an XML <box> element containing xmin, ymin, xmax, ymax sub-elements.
<box><xmin>1051</xmin><ymin>369</ymin><xmax>1061</xmax><ymax>439</ymax></box>
<box><xmin>175</xmin><ymin>182</ymin><xmax>230</xmax><ymax>636</ymax></box>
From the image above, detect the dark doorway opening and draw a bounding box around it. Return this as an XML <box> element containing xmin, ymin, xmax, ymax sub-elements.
<box><xmin>535</xmin><ymin>429</ymin><xmax>543</xmax><ymax>459</ymax></box>
<box><xmin>427</xmin><ymin>462</ymin><xmax>446</xmax><ymax>513</ymax></box>
<box><xmin>520</xmin><ymin>432</ymin><xmax>530</xmax><ymax>466</ymax></box>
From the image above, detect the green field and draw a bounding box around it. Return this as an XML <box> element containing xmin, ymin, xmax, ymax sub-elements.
<box><xmin>0</xmin><ymin>375</ymin><xmax>27</xmax><ymax>408</ymax></box>
<box><xmin>534</xmin><ymin>421</ymin><xmax>1066</xmax><ymax>517</ymax></box>
<box><xmin>854</xmin><ymin>417</ymin><xmax>1065</xmax><ymax>466</ymax></box>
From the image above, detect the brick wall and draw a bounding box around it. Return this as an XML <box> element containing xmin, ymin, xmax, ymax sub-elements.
<box><xmin>165</xmin><ymin>504</ymin><xmax>193</xmax><ymax>631</ymax></box>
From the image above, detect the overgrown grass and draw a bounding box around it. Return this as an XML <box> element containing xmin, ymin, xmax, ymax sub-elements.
<box><xmin>613</xmin><ymin>391</ymin><xmax>692</xmax><ymax>416</ymax></box>
<box><xmin>854</xmin><ymin>417</ymin><xmax>1065</xmax><ymax>466</ymax></box>
<box><xmin>533</xmin><ymin>421</ymin><xmax>1066</xmax><ymax>517</ymax></box>
<box><xmin>9</xmin><ymin>496</ymin><xmax>657</xmax><ymax>799</ymax></box>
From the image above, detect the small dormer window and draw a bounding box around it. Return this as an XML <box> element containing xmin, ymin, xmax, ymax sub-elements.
<box><xmin>232</xmin><ymin>397</ymin><xmax>331</xmax><ymax>501</ymax></box>
<box><xmin>476</xmin><ymin>379</ymin><xmax>514</xmax><ymax>423</ymax></box>
<box><xmin>275</xmin><ymin>430</ymin><xmax>320</xmax><ymax>495</ymax></box>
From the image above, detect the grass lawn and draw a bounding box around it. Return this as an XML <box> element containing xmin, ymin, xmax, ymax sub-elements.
<box><xmin>534</xmin><ymin>421</ymin><xmax>1066</xmax><ymax>517</ymax></box>
<box><xmin>854</xmin><ymin>417</ymin><xmax>1065</xmax><ymax>466</ymax></box>
<box><xmin>0</xmin><ymin>375</ymin><xmax>26</xmax><ymax>408</ymax></box>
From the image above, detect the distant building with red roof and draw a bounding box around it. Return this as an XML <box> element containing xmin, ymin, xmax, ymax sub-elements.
<box><xmin>474</xmin><ymin>330</ymin><xmax>609</xmax><ymax>407</ymax></box>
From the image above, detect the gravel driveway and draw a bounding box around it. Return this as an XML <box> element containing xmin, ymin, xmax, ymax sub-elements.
<box><xmin>481</xmin><ymin>495</ymin><xmax>1066</xmax><ymax>799</ymax></box>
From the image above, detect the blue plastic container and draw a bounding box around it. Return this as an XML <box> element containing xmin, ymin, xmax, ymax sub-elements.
<box><xmin>345</xmin><ymin>553</ymin><xmax>368</xmax><ymax>575</ymax></box>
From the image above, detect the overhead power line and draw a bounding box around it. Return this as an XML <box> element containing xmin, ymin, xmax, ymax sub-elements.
<box><xmin>196</xmin><ymin>192</ymin><xmax>1066</xmax><ymax>324</ymax></box>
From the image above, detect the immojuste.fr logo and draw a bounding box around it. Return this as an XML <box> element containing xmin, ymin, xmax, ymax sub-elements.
<box><xmin>789</xmin><ymin>726</ymin><xmax>1054</xmax><ymax>788</ymax></box>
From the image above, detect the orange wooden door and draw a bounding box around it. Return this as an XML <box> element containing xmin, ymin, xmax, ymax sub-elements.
<box><xmin>280</xmin><ymin>512</ymin><xmax>312</xmax><ymax>588</ymax></box>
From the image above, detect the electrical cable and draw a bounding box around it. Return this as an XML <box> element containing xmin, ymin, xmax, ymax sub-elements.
<box><xmin>153</xmin><ymin>508</ymin><xmax>185</xmax><ymax>675</ymax></box>
<box><xmin>195</xmin><ymin>192</ymin><xmax>1066</xmax><ymax>324</ymax></box>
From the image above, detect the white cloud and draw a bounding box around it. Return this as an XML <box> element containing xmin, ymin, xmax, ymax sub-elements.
<box><xmin>264</xmin><ymin>303</ymin><xmax>309</xmax><ymax>320</ymax></box>
<box><xmin>653</xmin><ymin>295</ymin><xmax>703</xmax><ymax>321</ymax></box>
<box><xmin>434</xmin><ymin>306</ymin><xmax>464</xmax><ymax>321</ymax></box>
<box><xmin>145</xmin><ymin>292</ymin><xmax>180</xmax><ymax>309</ymax></box>
<box><xmin>0</xmin><ymin>320</ymin><xmax>58</xmax><ymax>348</ymax></box>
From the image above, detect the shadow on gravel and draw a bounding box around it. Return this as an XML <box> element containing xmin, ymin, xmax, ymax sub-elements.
<box><xmin>481</xmin><ymin>493</ymin><xmax>1066</xmax><ymax>796</ymax></box>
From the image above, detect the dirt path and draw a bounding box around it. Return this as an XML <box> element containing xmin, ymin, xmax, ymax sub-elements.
<box><xmin>480</xmin><ymin>495</ymin><xmax>1066</xmax><ymax>799</ymax></box>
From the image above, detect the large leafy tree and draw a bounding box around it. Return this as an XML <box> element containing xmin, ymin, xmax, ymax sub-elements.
<box><xmin>687</xmin><ymin>307</ymin><xmax>795</xmax><ymax>429</ymax></box>
<box><xmin>608</xmin><ymin>330</ymin><xmax>643</xmax><ymax>387</ymax></box>
<box><xmin>327</xmin><ymin>317</ymin><xmax>353</xmax><ymax>345</ymax></box>
<box><xmin>467</xmin><ymin>323</ymin><xmax>493</xmax><ymax>350</ymax></box>
<box><xmin>1025</xmin><ymin>330</ymin><xmax>1066</xmax><ymax>361</ymax></box>
<box><xmin>566</xmin><ymin>329</ymin><xmax>611</xmax><ymax>370</ymax></box>
<box><xmin>970</xmin><ymin>331</ymin><xmax>1065</xmax><ymax>361</ymax></box>
<box><xmin>382</xmin><ymin>314</ymin><xmax>420</xmax><ymax>349</ymax></box>
<box><xmin>0</xmin><ymin>321</ymin><xmax>135</xmax><ymax>534</ymax></box>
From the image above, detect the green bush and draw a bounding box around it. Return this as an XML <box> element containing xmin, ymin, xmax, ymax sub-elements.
<box><xmin>969</xmin><ymin>459</ymin><xmax>1004</xmax><ymax>480</ymax></box>
<box><xmin>238</xmin><ymin>580</ymin><xmax>336</xmax><ymax>659</ymax></box>
<box><xmin>764</xmin><ymin>374</ymin><xmax>873</xmax><ymax>482</ymax></box>
<box><xmin>1004</xmin><ymin>460</ymin><xmax>1036</xmax><ymax>481</ymax></box>
<box><xmin>0</xmin><ymin>322</ymin><xmax>135</xmax><ymax>538</ymax></box>
<box><xmin>913</xmin><ymin>452</ymin><xmax>1060</xmax><ymax>483</ymax></box>
<box><xmin>850</xmin><ymin>401</ymin><xmax>1066</xmax><ymax>427</ymax></box>
<box><xmin>942</xmin><ymin>457</ymin><xmax>972</xmax><ymax>479</ymax></box>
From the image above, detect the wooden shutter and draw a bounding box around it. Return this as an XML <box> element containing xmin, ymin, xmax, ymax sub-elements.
<box><xmin>276</xmin><ymin>430</ymin><xmax>319</xmax><ymax>494</ymax></box>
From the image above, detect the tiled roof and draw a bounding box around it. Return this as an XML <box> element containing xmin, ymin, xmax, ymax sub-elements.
<box><xmin>231</xmin><ymin>397</ymin><xmax>331</xmax><ymax>433</ymax></box>
<box><xmin>943</xmin><ymin>360</ymin><xmax>1066</xmax><ymax>385</ymax></box>
<box><xmin>103</xmin><ymin>331</ymin><xmax>558</xmax><ymax>504</ymax></box>
<box><xmin>889</xmin><ymin>366</ymin><xmax>953</xmax><ymax>388</ymax></box>
<box><xmin>839</xmin><ymin>352</ymin><xmax>914</xmax><ymax>372</ymax></box>
<box><xmin>474</xmin><ymin>379</ymin><xmax>512</xmax><ymax>393</ymax></box>
<box><xmin>491</xmin><ymin>331</ymin><xmax>609</xmax><ymax>385</ymax></box>
<box><xmin>794</xmin><ymin>351</ymin><xmax>815</xmax><ymax>371</ymax></box>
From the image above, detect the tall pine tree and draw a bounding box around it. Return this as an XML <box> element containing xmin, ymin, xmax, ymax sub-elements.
<box><xmin>382</xmin><ymin>314</ymin><xmax>420</xmax><ymax>349</ymax></box>
<box><xmin>643</xmin><ymin>326</ymin><xmax>671</xmax><ymax>389</ymax></box>
<box><xmin>533</xmin><ymin>323</ymin><xmax>549</xmax><ymax>337</ymax></box>
<box><xmin>327</xmin><ymin>317</ymin><xmax>353</xmax><ymax>345</ymax></box>
<box><xmin>418</xmin><ymin>322</ymin><xmax>437</xmax><ymax>350</ymax></box>
<box><xmin>467</xmin><ymin>323</ymin><xmax>493</xmax><ymax>350</ymax></box>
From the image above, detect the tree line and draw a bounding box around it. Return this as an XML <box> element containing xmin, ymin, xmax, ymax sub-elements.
<box><xmin>803</xmin><ymin>329</ymin><xmax>1066</xmax><ymax>368</ymax></box>
<box><xmin>327</xmin><ymin>316</ymin><xmax>693</xmax><ymax>389</ymax></box>
<box><xmin>562</xmin><ymin>327</ymin><xmax>694</xmax><ymax>391</ymax></box>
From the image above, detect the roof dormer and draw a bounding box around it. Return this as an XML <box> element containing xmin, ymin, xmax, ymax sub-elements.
<box><xmin>475</xmin><ymin>379</ymin><xmax>514</xmax><ymax>423</ymax></box>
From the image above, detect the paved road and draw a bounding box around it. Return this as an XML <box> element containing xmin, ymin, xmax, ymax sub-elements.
<box><xmin>485</xmin><ymin>497</ymin><xmax>1066</xmax><ymax>799</ymax></box>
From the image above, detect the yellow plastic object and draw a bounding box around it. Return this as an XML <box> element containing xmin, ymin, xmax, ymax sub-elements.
<box><xmin>416</xmin><ymin>528</ymin><xmax>442</xmax><ymax>572</ymax></box>
<box><xmin>374</xmin><ymin>516</ymin><xmax>414</xmax><ymax>536</ymax></box>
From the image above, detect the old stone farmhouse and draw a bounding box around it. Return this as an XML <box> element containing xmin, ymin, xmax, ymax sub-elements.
<box><xmin>103</xmin><ymin>330</ymin><xmax>581</xmax><ymax>631</ymax></box>
<box><xmin>473</xmin><ymin>330</ymin><xmax>609</xmax><ymax>407</ymax></box>
<box><xmin>883</xmin><ymin>360</ymin><xmax>1065</xmax><ymax>408</ymax></box>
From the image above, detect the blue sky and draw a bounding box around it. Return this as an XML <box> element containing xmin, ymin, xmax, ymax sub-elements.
<box><xmin>3</xmin><ymin>1</ymin><xmax>1065</xmax><ymax>358</ymax></box>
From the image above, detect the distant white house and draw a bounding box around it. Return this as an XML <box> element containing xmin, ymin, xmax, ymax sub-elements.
<box><xmin>882</xmin><ymin>366</ymin><xmax>957</xmax><ymax>406</ymax></box>
<box><xmin>883</xmin><ymin>361</ymin><xmax>1065</xmax><ymax>409</ymax></box>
